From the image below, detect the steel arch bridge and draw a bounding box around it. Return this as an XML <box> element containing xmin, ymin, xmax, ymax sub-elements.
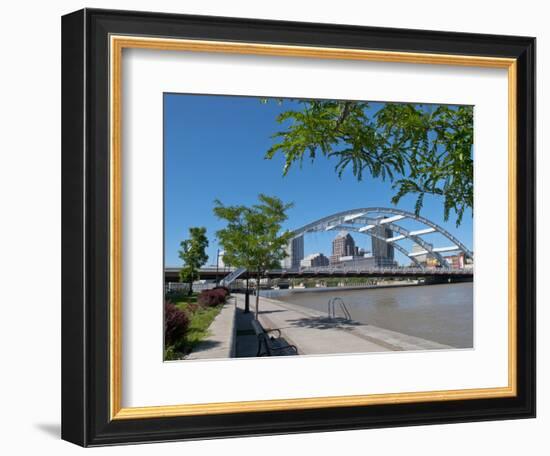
<box><xmin>289</xmin><ymin>207</ymin><xmax>473</xmax><ymax>269</ymax></box>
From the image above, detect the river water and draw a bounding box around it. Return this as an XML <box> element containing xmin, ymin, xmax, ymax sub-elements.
<box><xmin>264</xmin><ymin>282</ymin><xmax>473</xmax><ymax>348</ymax></box>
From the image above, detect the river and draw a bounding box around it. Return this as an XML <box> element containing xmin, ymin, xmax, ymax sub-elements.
<box><xmin>263</xmin><ymin>282</ymin><xmax>473</xmax><ymax>348</ymax></box>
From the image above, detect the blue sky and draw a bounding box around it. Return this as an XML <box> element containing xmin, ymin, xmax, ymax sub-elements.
<box><xmin>164</xmin><ymin>94</ymin><xmax>473</xmax><ymax>267</ymax></box>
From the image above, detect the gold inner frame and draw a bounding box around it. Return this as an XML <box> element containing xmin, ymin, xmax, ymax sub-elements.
<box><xmin>109</xmin><ymin>35</ymin><xmax>518</xmax><ymax>420</ymax></box>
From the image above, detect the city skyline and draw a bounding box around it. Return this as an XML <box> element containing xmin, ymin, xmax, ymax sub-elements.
<box><xmin>164</xmin><ymin>93</ymin><xmax>473</xmax><ymax>267</ymax></box>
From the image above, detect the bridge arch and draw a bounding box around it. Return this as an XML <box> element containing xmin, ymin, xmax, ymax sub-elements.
<box><xmin>289</xmin><ymin>207</ymin><xmax>472</xmax><ymax>269</ymax></box>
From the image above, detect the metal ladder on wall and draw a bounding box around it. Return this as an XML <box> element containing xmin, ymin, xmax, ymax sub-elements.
<box><xmin>327</xmin><ymin>297</ymin><xmax>352</xmax><ymax>320</ymax></box>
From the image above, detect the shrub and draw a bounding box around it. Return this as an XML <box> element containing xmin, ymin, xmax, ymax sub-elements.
<box><xmin>164</xmin><ymin>301</ymin><xmax>189</xmax><ymax>346</ymax></box>
<box><xmin>164</xmin><ymin>345</ymin><xmax>178</xmax><ymax>361</ymax></box>
<box><xmin>214</xmin><ymin>285</ymin><xmax>230</xmax><ymax>295</ymax></box>
<box><xmin>197</xmin><ymin>288</ymin><xmax>228</xmax><ymax>307</ymax></box>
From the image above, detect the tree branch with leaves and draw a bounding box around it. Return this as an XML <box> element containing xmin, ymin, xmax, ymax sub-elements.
<box><xmin>265</xmin><ymin>100</ymin><xmax>473</xmax><ymax>226</ymax></box>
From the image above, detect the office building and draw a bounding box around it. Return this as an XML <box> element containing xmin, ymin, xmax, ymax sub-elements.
<box><xmin>371</xmin><ymin>224</ymin><xmax>394</xmax><ymax>260</ymax></box>
<box><xmin>281</xmin><ymin>235</ymin><xmax>304</xmax><ymax>270</ymax></box>
<box><xmin>330</xmin><ymin>231</ymin><xmax>356</xmax><ymax>264</ymax></box>
<box><xmin>300</xmin><ymin>253</ymin><xmax>330</xmax><ymax>268</ymax></box>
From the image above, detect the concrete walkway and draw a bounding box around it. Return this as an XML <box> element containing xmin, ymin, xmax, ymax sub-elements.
<box><xmin>185</xmin><ymin>299</ymin><xmax>237</xmax><ymax>360</ymax></box>
<box><xmin>235</xmin><ymin>294</ymin><xmax>451</xmax><ymax>356</ymax></box>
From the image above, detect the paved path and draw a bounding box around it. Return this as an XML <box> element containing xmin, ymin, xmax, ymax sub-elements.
<box><xmin>235</xmin><ymin>294</ymin><xmax>451</xmax><ymax>356</ymax></box>
<box><xmin>185</xmin><ymin>300</ymin><xmax>237</xmax><ymax>360</ymax></box>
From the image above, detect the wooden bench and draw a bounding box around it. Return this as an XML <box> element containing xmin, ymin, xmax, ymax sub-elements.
<box><xmin>251</xmin><ymin>320</ymin><xmax>298</xmax><ymax>356</ymax></box>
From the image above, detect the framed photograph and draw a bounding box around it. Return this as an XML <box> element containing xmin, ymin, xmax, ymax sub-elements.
<box><xmin>61</xmin><ymin>8</ymin><xmax>535</xmax><ymax>446</ymax></box>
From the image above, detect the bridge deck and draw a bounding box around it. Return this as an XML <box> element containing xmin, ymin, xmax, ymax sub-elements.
<box><xmin>164</xmin><ymin>267</ymin><xmax>474</xmax><ymax>283</ymax></box>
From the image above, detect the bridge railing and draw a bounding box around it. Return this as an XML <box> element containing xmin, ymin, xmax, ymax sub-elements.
<box><xmin>266</xmin><ymin>266</ymin><xmax>473</xmax><ymax>275</ymax></box>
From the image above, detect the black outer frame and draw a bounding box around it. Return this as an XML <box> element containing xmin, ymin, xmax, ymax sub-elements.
<box><xmin>61</xmin><ymin>8</ymin><xmax>536</xmax><ymax>447</ymax></box>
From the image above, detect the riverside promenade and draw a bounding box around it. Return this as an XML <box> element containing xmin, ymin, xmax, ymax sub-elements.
<box><xmin>185</xmin><ymin>299</ymin><xmax>237</xmax><ymax>360</ymax></box>
<box><xmin>235</xmin><ymin>294</ymin><xmax>451</xmax><ymax>355</ymax></box>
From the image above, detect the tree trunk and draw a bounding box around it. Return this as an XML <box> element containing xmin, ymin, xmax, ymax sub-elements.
<box><xmin>187</xmin><ymin>279</ymin><xmax>193</xmax><ymax>296</ymax></box>
<box><xmin>255</xmin><ymin>271</ymin><xmax>261</xmax><ymax>320</ymax></box>
<box><xmin>244</xmin><ymin>277</ymin><xmax>250</xmax><ymax>314</ymax></box>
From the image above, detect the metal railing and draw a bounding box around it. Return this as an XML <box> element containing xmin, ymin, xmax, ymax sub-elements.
<box><xmin>328</xmin><ymin>297</ymin><xmax>352</xmax><ymax>320</ymax></box>
<box><xmin>281</xmin><ymin>266</ymin><xmax>473</xmax><ymax>275</ymax></box>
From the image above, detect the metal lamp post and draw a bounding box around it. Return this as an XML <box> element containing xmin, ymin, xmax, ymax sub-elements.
<box><xmin>215</xmin><ymin>248</ymin><xmax>222</xmax><ymax>285</ymax></box>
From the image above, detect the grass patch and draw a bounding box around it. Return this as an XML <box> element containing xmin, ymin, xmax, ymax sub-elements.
<box><xmin>184</xmin><ymin>304</ymin><xmax>224</xmax><ymax>351</ymax></box>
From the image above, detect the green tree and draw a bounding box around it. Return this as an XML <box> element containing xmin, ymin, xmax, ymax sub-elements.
<box><xmin>179</xmin><ymin>227</ymin><xmax>209</xmax><ymax>296</ymax></box>
<box><xmin>213</xmin><ymin>194</ymin><xmax>293</xmax><ymax>318</ymax></box>
<box><xmin>265</xmin><ymin>100</ymin><xmax>473</xmax><ymax>226</ymax></box>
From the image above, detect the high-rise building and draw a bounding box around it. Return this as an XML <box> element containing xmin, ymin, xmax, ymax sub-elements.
<box><xmin>371</xmin><ymin>224</ymin><xmax>394</xmax><ymax>259</ymax></box>
<box><xmin>371</xmin><ymin>224</ymin><xmax>395</xmax><ymax>266</ymax></box>
<box><xmin>281</xmin><ymin>235</ymin><xmax>304</xmax><ymax>270</ymax></box>
<box><xmin>300</xmin><ymin>253</ymin><xmax>330</xmax><ymax>268</ymax></box>
<box><xmin>330</xmin><ymin>231</ymin><xmax>356</xmax><ymax>264</ymax></box>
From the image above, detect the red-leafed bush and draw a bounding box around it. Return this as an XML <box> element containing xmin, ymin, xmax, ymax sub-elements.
<box><xmin>198</xmin><ymin>288</ymin><xmax>229</xmax><ymax>307</ymax></box>
<box><xmin>164</xmin><ymin>301</ymin><xmax>189</xmax><ymax>346</ymax></box>
<box><xmin>214</xmin><ymin>286</ymin><xmax>230</xmax><ymax>295</ymax></box>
